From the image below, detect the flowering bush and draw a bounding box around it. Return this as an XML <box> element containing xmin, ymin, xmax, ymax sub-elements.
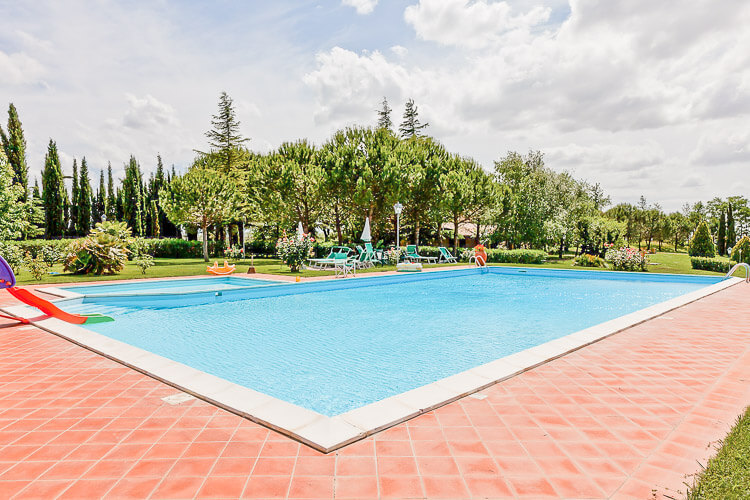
<box><xmin>276</xmin><ymin>233</ymin><xmax>314</xmax><ymax>272</ymax></box>
<box><xmin>224</xmin><ymin>245</ymin><xmax>245</xmax><ymax>260</ymax></box>
<box><xmin>605</xmin><ymin>246</ymin><xmax>648</xmax><ymax>271</ymax></box>
<box><xmin>574</xmin><ymin>253</ymin><xmax>607</xmax><ymax>268</ymax></box>
<box><xmin>459</xmin><ymin>248</ymin><xmax>474</xmax><ymax>262</ymax></box>
<box><xmin>384</xmin><ymin>247</ymin><xmax>402</xmax><ymax>265</ymax></box>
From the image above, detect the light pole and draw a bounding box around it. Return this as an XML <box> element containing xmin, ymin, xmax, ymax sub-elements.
<box><xmin>393</xmin><ymin>202</ymin><xmax>403</xmax><ymax>248</ymax></box>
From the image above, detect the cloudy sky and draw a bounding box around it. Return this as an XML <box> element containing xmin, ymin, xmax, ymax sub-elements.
<box><xmin>1</xmin><ymin>0</ymin><xmax>748</xmax><ymax>210</ymax></box>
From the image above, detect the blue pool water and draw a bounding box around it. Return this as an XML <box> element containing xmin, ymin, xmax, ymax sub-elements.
<box><xmin>62</xmin><ymin>268</ymin><xmax>722</xmax><ymax>416</ymax></box>
<box><xmin>62</xmin><ymin>277</ymin><xmax>276</xmax><ymax>296</ymax></box>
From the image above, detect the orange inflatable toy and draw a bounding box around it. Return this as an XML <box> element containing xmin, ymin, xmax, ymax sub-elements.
<box><xmin>207</xmin><ymin>260</ymin><xmax>236</xmax><ymax>275</ymax></box>
<box><xmin>474</xmin><ymin>244</ymin><xmax>487</xmax><ymax>266</ymax></box>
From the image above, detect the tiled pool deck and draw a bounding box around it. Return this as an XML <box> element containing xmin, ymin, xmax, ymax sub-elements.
<box><xmin>0</xmin><ymin>278</ymin><xmax>748</xmax><ymax>499</ymax></box>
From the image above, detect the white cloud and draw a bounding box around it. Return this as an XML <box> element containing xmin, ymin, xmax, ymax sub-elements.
<box><xmin>690</xmin><ymin>130</ymin><xmax>750</xmax><ymax>165</ymax></box>
<box><xmin>404</xmin><ymin>0</ymin><xmax>551</xmax><ymax>49</ymax></box>
<box><xmin>342</xmin><ymin>0</ymin><xmax>378</xmax><ymax>15</ymax></box>
<box><xmin>121</xmin><ymin>94</ymin><xmax>180</xmax><ymax>130</ymax></box>
<box><xmin>0</xmin><ymin>50</ymin><xmax>45</xmax><ymax>86</ymax></box>
<box><xmin>303</xmin><ymin>0</ymin><xmax>750</xmax><ymax>208</ymax></box>
<box><xmin>390</xmin><ymin>45</ymin><xmax>408</xmax><ymax>58</ymax></box>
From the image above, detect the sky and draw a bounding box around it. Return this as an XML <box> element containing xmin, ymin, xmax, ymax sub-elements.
<box><xmin>1</xmin><ymin>0</ymin><xmax>748</xmax><ymax>211</ymax></box>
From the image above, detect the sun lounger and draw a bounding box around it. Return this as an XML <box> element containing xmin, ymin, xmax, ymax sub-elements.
<box><xmin>438</xmin><ymin>247</ymin><xmax>458</xmax><ymax>263</ymax></box>
<box><xmin>405</xmin><ymin>245</ymin><xmax>437</xmax><ymax>264</ymax></box>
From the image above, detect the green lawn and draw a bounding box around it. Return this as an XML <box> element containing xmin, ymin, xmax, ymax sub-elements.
<box><xmin>13</xmin><ymin>251</ymin><xmax>743</xmax><ymax>286</ymax></box>
<box><xmin>687</xmin><ymin>407</ymin><xmax>750</xmax><ymax>499</ymax></box>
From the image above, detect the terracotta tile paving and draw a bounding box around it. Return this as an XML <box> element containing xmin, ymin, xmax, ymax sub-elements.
<box><xmin>0</xmin><ymin>282</ymin><xmax>749</xmax><ymax>499</ymax></box>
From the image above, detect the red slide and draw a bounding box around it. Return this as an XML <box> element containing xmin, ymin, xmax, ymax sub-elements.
<box><xmin>6</xmin><ymin>287</ymin><xmax>113</xmax><ymax>325</ymax></box>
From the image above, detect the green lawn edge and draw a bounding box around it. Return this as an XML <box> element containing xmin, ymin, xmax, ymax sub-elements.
<box><xmin>686</xmin><ymin>407</ymin><xmax>750</xmax><ymax>500</ymax></box>
<box><xmin>12</xmin><ymin>251</ymin><xmax>741</xmax><ymax>286</ymax></box>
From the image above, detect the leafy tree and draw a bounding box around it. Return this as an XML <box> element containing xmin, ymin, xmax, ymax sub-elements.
<box><xmin>122</xmin><ymin>156</ymin><xmax>144</xmax><ymax>235</ymax></box>
<box><xmin>70</xmin><ymin>159</ymin><xmax>79</xmax><ymax>235</ymax></box>
<box><xmin>394</xmin><ymin>137</ymin><xmax>448</xmax><ymax>245</ymax></box>
<box><xmin>730</xmin><ymin>235</ymin><xmax>750</xmax><ymax>264</ymax></box>
<box><xmin>399</xmin><ymin>98</ymin><xmax>429</xmax><ymax>139</ymax></box>
<box><xmin>376</xmin><ymin>97</ymin><xmax>393</xmax><ymax>130</ymax></box>
<box><xmin>320</xmin><ymin>128</ymin><xmax>362</xmax><ymax>244</ymax></box>
<box><xmin>0</xmin><ymin>148</ymin><xmax>32</xmax><ymax>239</ymax></box>
<box><xmin>273</xmin><ymin>139</ymin><xmax>325</xmax><ymax>234</ymax></box>
<box><xmin>204</xmin><ymin>91</ymin><xmax>249</xmax><ymax>171</ymax></box>
<box><xmin>668</xmin><ymin>212</ymin><xmax>692</xmax><ymax>251</ymax></box>
<box><xmin>41</xmin><ymin>140</ymin><xmax>67</xmax><ymax>238</ymax></box>
<box><xmin>350</xmin><ymin>127</ymin><xmax>402</xmax><ymax>240</ymax></box>
<box><xmin>0</xmin><ymin>103</ymin><xmax>29</xmax><ymax>200</ymax></box>
<box><xmin>441</xmin><ymin>156</ymin><xmax>487</xmax><ymax>252</ymax></box>
<box><xmin>688</xmin><ymin>221</ymin><xmax>716</xmax><ymax>257</ymax></box>
<box><xmin>159</xmin><ymin>163</ymin><xmax>239</xmax><ymax>261</ymax></box>
<box><xmin>494</xmin><ymin>150</ymin><xmax>552</xmax><ymax>248</ymax></box>
<box><xmin>77</xmin><ymin>157</ymin><xmax>93</xmax><ymax>235</ymax></box>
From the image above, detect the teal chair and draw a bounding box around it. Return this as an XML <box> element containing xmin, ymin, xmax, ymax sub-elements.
<box><xmin>438</xmin><ymin>247</ymin><xmax>458</xmax><ymax>263</ymax></box>
<box><xmin>405</xmin><ymin>245</ymin><xmax>437</xmax><ymax>264</ymax></box>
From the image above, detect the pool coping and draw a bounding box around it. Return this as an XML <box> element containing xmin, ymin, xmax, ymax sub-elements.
<box><xmin>0</xmin><ymin>270</ymin><xmax>741</xmax><ymax>453</ymax></box>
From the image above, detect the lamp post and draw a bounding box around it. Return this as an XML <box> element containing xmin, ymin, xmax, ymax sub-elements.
<box><xmin>393</xmin><ymin>202</ymin><xmax>403</xmax><ymax>248</ymax></box>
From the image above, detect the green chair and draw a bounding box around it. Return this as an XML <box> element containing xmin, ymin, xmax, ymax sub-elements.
<box><xmin>405</xmin><ymin>245</ymin><xmax>437</xmax><ymax>264</ymax></box>
<box><xmin>306</xmin><ymin>246</ymin><xmax>352</xmax><ymax>270</ymax></box>
<box><xmin>438</xmin><ymin>247</ymin><xmax>458</xmax><ymax>263</ymax></box>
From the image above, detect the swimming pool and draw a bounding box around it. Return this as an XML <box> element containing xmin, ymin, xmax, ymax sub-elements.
<box><xmin>59</xmin><ymin>267</ymin><xmax>723</xmax><ymax>417</ymax></box>
<box><xmin>59</xmin><ymin>276</ymin><xmax>278</xmax><ymax>296</ymax></box>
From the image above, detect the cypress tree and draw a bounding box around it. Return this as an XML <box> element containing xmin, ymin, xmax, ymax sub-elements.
<box><xmin>399</xmin><ymin>98</ymin><xmax>429</xmax><ymax>139</ymax></box>
<box><xmin>32</xmin><ymin>179</ymin><xmax>40</xmax><ymax>200</ymax></box>
<box><xmin>78</xmin><ymin>157</ymin><xmax>92</xmax><ymax>235</ymax></box>
<box><xmin>41</xmin><ymin>140</ymin><xmax>66</xmax><ymax>238</ymax></box>
<box><xmin>376</xmin><ymin>97</ymin><xmax>393</xmax><ymax>130</ymax></box>
<box><xmin>70</xmin><ymin>159</ymin><xmax>79</xmax><ymax>235</ymax></box>
<box><xmin>122</xmin><ymin>155</ymin><xmax>144</xmax><ymax>235</ymax></box>
<box><xmin>106</xmin><ymin>162</ymin><xmax>116</xmax><ymax>220</ymax></box>
<box><xmin>0</xmin><ymin>103</ymin><xmax>29</xmax><ymax>200</ymax></box>
<box><xmin>727</xmin><ymin>203</ymin><xmax>736</xmax><ymax>250</ymax></box>
<box><xmin>717</xmin><ymin>210</ymin><xmax>726</xmax><ymax>255</ymax></box>
<box><xmin>94</xmin><ymin>170</ymin><xmax>106</xmax><ymax>223</ymax></box>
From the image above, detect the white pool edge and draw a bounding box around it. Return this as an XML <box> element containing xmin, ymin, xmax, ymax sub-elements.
<box><xmin>1</xmin><ymin>275</ymin><xmax>741</xmax><ymax>453</ymax></box>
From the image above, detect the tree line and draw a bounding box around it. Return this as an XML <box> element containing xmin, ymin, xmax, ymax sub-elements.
<box><xmin>1</xmin><ymin>96</ymin><xmax>748</xmax><ymax>260</ymax></box>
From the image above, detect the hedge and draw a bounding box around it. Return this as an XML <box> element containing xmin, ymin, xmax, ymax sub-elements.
<box><xmin>486</xmin><ymin>249</ymin><xmax>547</xmax><ymax>264</ymax></box>
<box><xmin>691</xmin><ymin>257</ymin><xmax>734</xmax><ymax>273</ymax></box>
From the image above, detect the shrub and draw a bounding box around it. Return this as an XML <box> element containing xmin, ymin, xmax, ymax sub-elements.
<box><xmin>64</xmin><ymin>221</ymin><xmax>132</xmax><ymax>275</ymax></box>
<box><xmin>133</xmin><ymin>254</ymin><xmax>154</xmax><ymax>274</ymax></box>
<box><xmin>573</xmin><ymin>253</ymin><xmax>607</xmax><ymax>268</ymax></box>
<box><xmin>605</xmin><ymin>247</ymin><xmax>648</xmax><ymax>271</ymax></box>
<box><xmin>689</xmin><ymin>221</ymin><xmax>716</xmax><ymax>257</ymax></box>
<box><xmin>23</xmin><ymin>252</ymin><xmax>51</xmax><ymax>280</ymax></box>
<box><xmin>485</xmin><ymin>249</ymin><xmax>547</xmax><ymax>264</ymax></box>
<box><xmin>0</xmin><ymin>241</ymin><xmax>24</xmax><ymax>274</ymax></box>
<box><xmin>729</xmin><ymin>235</ymin><xmax>750</xmax><ymax>264</ymax></box>
<box><xmin>276</xmin><ymin>234</ymin><xmax>314</xmax><ymax>272</ymax></box>
<box><xmin>691</xmin><ymin>257</ymin><xmax>734</xmax><ymax>273</ymax></box>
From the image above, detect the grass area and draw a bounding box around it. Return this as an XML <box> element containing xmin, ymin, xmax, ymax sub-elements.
<box><xmin>687</xmin><ymin>407</ymin><xmax>750</xmax><ymax>499</ymax></box>
<box><xmin>13</xmin><ymin>251</ymin><xmax>743</xmax><ymax>286</ymax></box>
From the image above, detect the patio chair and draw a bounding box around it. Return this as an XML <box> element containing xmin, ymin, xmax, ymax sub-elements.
<box><xmin>438</xmin><ymin>247</ymin><xmax>458</xmax><ymax>264</ymax></box>
<box><xmin>306</xmin><ymin>246</ymin><xmax>352</xmax><ymax>270</ymax></box>
<box><xmin>354</xmin><ymin>246</ymin><xmax>374</xmax><ymax>269</ymax></box>
<box><xmin>405</xmin><ymin>245</ymin><xmax>437</xmax><ymax>264</ymax></box>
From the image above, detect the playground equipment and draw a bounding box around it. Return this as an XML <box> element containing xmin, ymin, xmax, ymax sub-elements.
<box><xmin>0</xmin><ymin>256</ymin><xmax>113</xmax><ymax>325</ymax></box>
<box><xmin>207</xmin><ymin>260</ymin><xmax>236</xmax><ymax>275</ymax></box>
